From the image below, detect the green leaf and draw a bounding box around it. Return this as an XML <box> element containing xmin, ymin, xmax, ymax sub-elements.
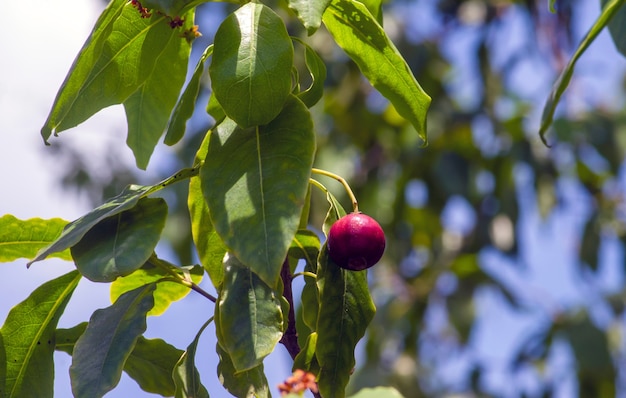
<box><xmin>602</xmin><ymin>0</ymin><xmax>626</xmax><ymax>57</ymax></box>
<box><xmin>315</xmin><ymin>246</ymin><xmax>376</xmax><ymax>398</ymax></box>
<box><xmin>40</xmin><ymin>0</ymin><xmax>126</xmax><ymax>140</ymax></box>
<box><xmin>323</xmin><ymin>0</ymin><xmax>431</xmax><ymax>142</ymax></box>
<box><xmin>70</xmin><ymin>284</ymin><xmax>156</xmax><ymax>398</ymax></box>
<box><xmin>28</xmin><ymin>167</ymin><xmax>197</xmax><ymax>266</ymax></box>
<box><xmin>124</xmin><ymin>337</ymin><xmax>184</xmax><ymax>396</ymax></box>
<box><xmin>200</xmin><ymin>96</ymin><xmax>315</xmax><ymax>287</ymax></box>
<box><xmin>57</xmin><ymin>323</ymin><xmax>197</xmax><ymax>397</ymax></box>
<box><xmin>209</xmin><ymin>2</ymin><xmax>294</xmax><ymax>127</ymax></box>
<box><xmin>70</xmin><ymin>198</ymin><xmax>168</xmax><ymax>282</ymax></box>
<box><xmin>41</xmin><ymin>0</ymin><xmax>194</xmax><ymax>169</ymax></box>
<box><xmin>288</xmin><ymin>0</ymin><xmax>331</xmax><ymax>34</ymax></box>
<box><xmin>294</xmin><ymin>38</ymin><xmax>327</xmax><ymax>108</ymax></box>
<box><xmin>110</xmin><ymin>260</ymin><xmax>204</xmax><ymax>316</ymax></box>
<box><xmin>189</xmin><ymin>130</ymin><xmax>228</xmax><ymax>288</ymax></box>
<box><xmin>165</xmin><ymin>44</ymin><xmax>214</xmax><ymax>146</ymax></box>
<box><xmin>206</xmin><ymin>92</ymin><xmax>226</xmax><ymax>122</ymax></box>
<box><xmin>54</xmin><ymin>322</ymin><xmax>88</xmax><ymax>355</ymax></box>
<box><xmin>216</xmin><ymin>344</ymin><xmax>270</xmax><ymax>398</ymax></box>
<box><xmin>124</xmin><ymin>9</ymin><xmax>195</xmax><ymax>168</ymax></box>
<box><xmin>217</xmin><ymin>254</ymin><xmax>283</xmax><ymax>372</ymax></box>
<box><xmin>350</xmin><ymin>386</ymin><xmax>406</xmax><ymax>398</ymax></box>
<box><xmin>2</xmin><ymin>271</ymin><xmax>81</xmax><ymax>398</ymax></box>
<box><xmin>0</xmin><ymin>215</ymin><xmax>71</xmax><ymax>262</ymax></box>
<box><xmin>173</xmin><ymin>318</ymin><xmax>212</xmax><ymax>398</ymax></box>
<box><xmin>539</xmin><ymin>0</ymin><xmax>625</xmax><ymax>143</ymax></box>
<box><xmin>301</xmin><ymin>263</ymin><xmax>320</xmax><ymax>332</ymax></box>
<box><xmin>289</xmin><ymin>229</ymin><xmax>321</xmax><ymax>270</ymax></box>
<box><xmin>293</xmin><ymin>331</ymin><xmax>319</xmax><ymax>373</ymax></box>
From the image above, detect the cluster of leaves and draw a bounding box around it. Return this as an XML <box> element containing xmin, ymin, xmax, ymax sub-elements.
<box><xmin>2</xmin><ymin>0</ymin><xmax>626</xmax><ymax>397</ymax></box>
<box><xmin>1</xmin><ymin>0</ymin><xmax>430</xmax><ymax>397</ymax></box>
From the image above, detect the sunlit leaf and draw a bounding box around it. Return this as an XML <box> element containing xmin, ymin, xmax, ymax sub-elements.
<box><xmin>41</xmin><ymin>0</ymin><xmax>194</xmax><ymax>169</ymax></box>
<box><xmin>539</xmin><ymin>0</ymin><xmax>625</xmax><ymax>143</ymax></box>
<box><xmin>189</xmin><ymin>130</ymin><xmax>227</xmax><ymax>288</ymax></box>
<box><xmin>0</xmin><ymin>215</ymin><xmax>71</xmax><ymax>262</ymax></box>
<box><xmin>70</xmin><ymin>284</ymin><xmax>156</xmax><ymax>398</ymax></box>
<box><xmin>110</xmin><ymin>260</ymin><xmax>204</xmax><ymax>316</ymax></box>
<box><xmin>200</xmin><ymin>96</ymin><xmax>315</xmax><ymax>287</ymax></box>
<box><xmin>124</xmin><ymin>9</ymin><xmax>195</xmax><ymax>168</ymax></box>
<box><xmin>173</xmin><ymin>318</ymin><xmax>212</xmax><ymax>398</ymax></box>
<box><xmin>287</xmin><ymin>0</ymin><xmax>331</xmax><ymax>34</ymax></box>
<box><xmin>0</xmin><ymin>331</ymin><xmax>5</xmax><ymax>397</ymax></box>
<box><xmin>216</xmin><ymin>344</ymin><xmax>270</xmax><ymax>398</ymax></box>
<box><xmin>315</xmin><ymin>245</ymin><xmax>375</xmax><ymax>398</ymax></box>
<box><xmin>2</xmin><ymin>271</ymin><xmax>81</xmax><ymax>398</ymax></box>
<box><xmin>28</xmin><ymin>167</ymin><xmax>197</xmax><ymax>266</ymax></box>
<box><xmin>165</xmin><ymin>45</ymin><xmax>213</xmax><ymax>146</ymax></box>
<box><xmin>209</xmin><ymin>2</ymin><xmax>293</xmax><ymax>127</ymax></box>
<box><xmin>216</xmin><ymin>254</ymin><xmax>283</xmax><ymax>372</ymax></box>
<box><xmin>323</xmin><ymin>0</ymin><xmax>431</xmax><ymax>142</ymax></box>
<box><xmin>124</xmin><ymin>337</ymin><xmax>184</xmax><ymax>396</ymax></box>
<box><xmin>70</xmin><ymin>198</ymin><xmax>168</xmax><ymax>282</ymax></box>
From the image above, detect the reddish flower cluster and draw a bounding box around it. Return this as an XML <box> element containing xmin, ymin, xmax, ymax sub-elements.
<box><xmin>277</xmin><ymin>370</ymin><xmax>318</xmax><ymax>396</ymax></box>
<box><xmin>130</xmin><ymin>0</ymin><xmax>151</xmax><ymax>18</ymax></box>
<box><xmin>168</xmin><ymin>15</ymin><xmax>185</xmax><ymax>28</ymax></box>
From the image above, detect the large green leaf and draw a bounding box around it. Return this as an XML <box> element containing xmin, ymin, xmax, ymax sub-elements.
<box><xmin>165</xmin><ymin>44</ymin><xmax>214</xmax><ymax>146</ymax></box>
<box><xmin>41</xmin><ymin>0</ymin><xmax>194</xmax><ymax>169</ymax></box>
<box><xmin>293</xmin><ymin>331</ymin><xmax>319</xmax><ymax>373</ymax></box>
<box><xmin>70</xmin><ymin>197</ymin><xmax>168</xmax><ymax>282</ymax></box>
<box><xmin>110</xmin><ymin>261</ymin><xmax>204</xmax><ymax>316</ymax></box>
<box><xmin>189</xmin><ymin>130</ymin><xmax>228</xmax><ymax>288</ymax></box>
<box><xmin>315</xmin><ymin>246</ymin><xmax>376</xmax><ymax>398</ymax></box>
<box><xmin>124</xmin><ymin>337</ymin><xmax>184</xmax><ymax>396</ymax></box>
<box><xmin>602</xmin><ymin>0</ymin><xmax>626</xmax><ymax>56</ymax></box>
<box><xmin>323</xmin><ymin>0</ymin><xmax>431</xmax><ymax>142</ymax></box>
<box><xmin>40</xmin><ymin>0</ymin><xmax>126</xmax><ymax>139</ymax></box>
<box><xmin>209</xmin><ymin>2</ymin><xmax>294</xmax><ymax>127</ymax></box>
<box><xmin>216</xmin><ymin>344</ymin><xmax>270</xmax><ymax>398</ymax></box>
<box><xmin>1</xmin><ymin>271</ymin><xmax>81</xmax><ymax>398</ymax></box>
<box><xmin>57</xmin><ymin>322</ymin><xmax>198</xmax><ymax>397</ymax></box>
<box><xmin>217</xmin><ymin>254</ymin><xmax>283</xmax><ymax>372</ymax></box>
<box><xmin>70</xmin><ymin>284</ymin><xmax>156</xmax><ymax>398</ymax></box>
<box><xmin>0</xmin><ymin>215</ymin><xmax>71</xmax><ymax>262</ymax></box>
<box><xmin>173</xmin><ymin>318</ymin><xmax>212</xmax><ymax>398</ymax></box>
<box><xmin>28</xmin><ymin>167</ymin><xmax>197</xmax><ymax>266</ymax></box>
<box><xmin>288</xmin><ymin>0</ymin><xmax>331</xmax><ymax>34</ymax></box>
<box><xmin>123</xmin><ymin>8</ymin><xmax>195</xmax><ymax>168</ymax></box>
<box><xmin>200</xmin><ymin>96</ymin><xmax>315</xmax><ymax>287</ymax></box>
<box><xmin>539</xmin><ymin>0</ymin><xmax>625</xmax><ymax>143</ymax></box>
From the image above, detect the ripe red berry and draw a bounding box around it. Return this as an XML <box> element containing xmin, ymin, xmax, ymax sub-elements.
<box><xmin>327</xmin><ymin>213</ymin><xmax>386</xmax><ymax>271</ymax></box>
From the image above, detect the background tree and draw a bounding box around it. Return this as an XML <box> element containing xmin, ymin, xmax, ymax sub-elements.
<box><xmin>1</xmin><ymin>0</ymin><xmax>626</xmax><ymax>397</ymax></box>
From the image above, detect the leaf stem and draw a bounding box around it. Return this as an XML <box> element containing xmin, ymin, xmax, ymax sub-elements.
<box><xmin>311</xmin><ymin>168</ymin><xmax>359</xmax><ymax>213</ymax></box>
<box><xmin>292</xmin><ymin>271</ymin><xmax>317</xmax><ymax>279</ymax></box>
<box><xmin>149</xmin><ymin>255</ymin><xmax>217</xmax><ymax>303</ymax></box>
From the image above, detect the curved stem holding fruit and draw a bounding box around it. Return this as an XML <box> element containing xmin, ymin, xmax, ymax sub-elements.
<box><xmin>292</xmin><ymin>271</ymin><xmax>317</xmax><ymax>279</ymax></box>
<box><xmin>311</xmin><ymin>168</ymin><xmax>359</xmax><ymax>213</ymax></box>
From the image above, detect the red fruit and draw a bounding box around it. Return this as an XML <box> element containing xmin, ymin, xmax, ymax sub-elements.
<box><xmin>327</xmin><ymin>213</ymin><xmax>386</xmax><ymax>271</ymax></box>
